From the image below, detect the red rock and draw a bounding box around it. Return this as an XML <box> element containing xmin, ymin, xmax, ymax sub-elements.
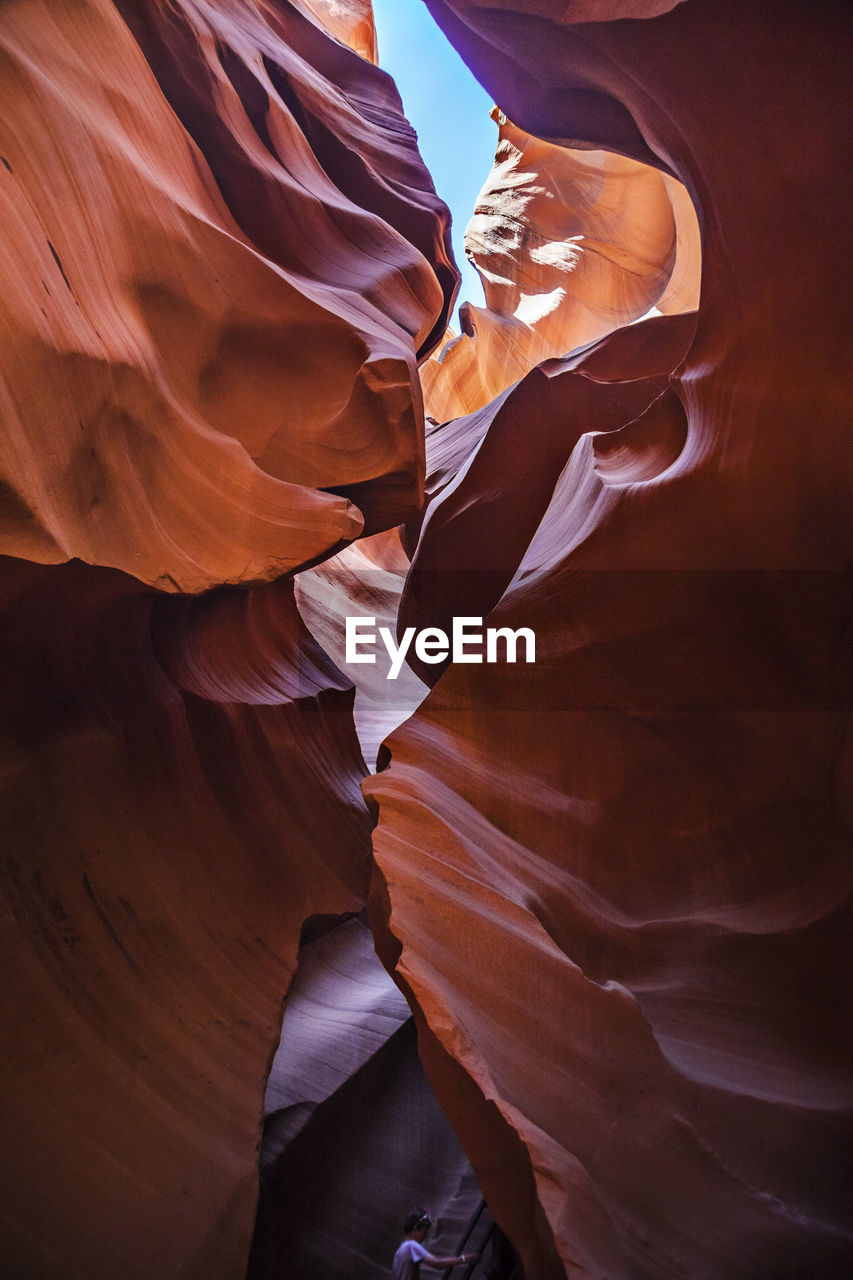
<box><xmin>0</xmin><ymin>557</ymin><xmax>372</xmax><ymax>1278</ymax></box>
<box><xmin>0</xmin><ymin>0</ymin><xmax>457</xmax><ymax>591</ymax></box>
<box><xmin>0</xmin><ymin>1</ymin><xmax>456</xmax><ymax>1274</ymax></box>
<box><xmin>367</xmin><ymin>1</ymin><xmax>853</xmax><ymax>1275</ymax></box>
<box><xmin>421</xmin><ymin>109</ymin><xmax>700</xmax><ymax>422</ymax></box>
<box><xmin>2</xmin><ymin>0</ymin><xmax>851</xmax><ymax>1276</ymax></box>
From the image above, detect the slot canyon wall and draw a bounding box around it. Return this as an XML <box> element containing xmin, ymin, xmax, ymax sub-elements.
<box><xmin>0</xmin><ymin>1</ymin><xmax>453</xmax><ymax>1275</ymax></box>
<box><xmin>1</xmin><ymin>2</ymin><xmax>851</xmax><ymax>1280</ymax></box>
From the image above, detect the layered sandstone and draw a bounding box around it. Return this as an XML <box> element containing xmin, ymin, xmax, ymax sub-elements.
<box><xmin>367</xmin><ymin>1</ymin><xmax>853</xmax><ymax>1277</ymax></box>
<box><xmin>2</xmin><ymin>1</ymin><xmax>850</xmax><ymax>1278</ymax></box>
<box><xmin>0</xmin><ymin>2</ymin><xmax>457</xmax><ymax>1276</ymax></box>
<box><xmin>301</xmin><ymin>0</ymin><xmax>378</xmax><ymax>62</ymax></box>
<box><xmin>0</xmin><ymin>558</ymin><xmax>373</xmax><ymax>1279</ymax></box>
<box><xmin>297</xmin><ymin>529</ymin><xmax>428</xmax><ymax>769</ymax></box>
<box><xmin>0</xmin><ymin>0</ymin><xmax>455</xmax><ymax>592</ymax></box>
<box><xmin>250</xmin><ymin>918</ymin><xmax>483</xmax><ymax>1279</ymax></box>
<box><xmin>421</xmin><ymin>109</ymin><xmax>700</xmax><ymax>421</ymax></box>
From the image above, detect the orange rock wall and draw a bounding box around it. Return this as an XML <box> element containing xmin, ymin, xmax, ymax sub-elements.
<box><xmin>301</xmin><ymin>0</ymin><xmax>378</xmax><ymax>62</ymax></box>
<box><xmin>421</xmin><ymin>110</ymin><xmax>700</xmax><ymax>422</ymax></box>
<box><xmin>367</xmin><ymin>0</ymin><xmax>853</xmax><ymax>1276</ymax></box>
<box><xmin>0</xmin><ymin>0</ymin><xmax>455</xmax><ymax>591</ymax></box>
<box><xmin>0</xmin><ymin>2</ymin><xmax>456</xmax><ymax>1276</ymax></box>
<box><xmin>2</xmin><ymin>0</ymin><xmax>851</xmax><ymax>1277</ymax></box>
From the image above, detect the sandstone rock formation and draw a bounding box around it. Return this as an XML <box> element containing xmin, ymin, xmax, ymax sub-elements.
<box><xmin>252</xmin><ymin>1016</ymin><xmax>484</xmax><ymax>1279</ymax></box>
<box><xmin>301</xmin><ymin>0</ymin><xmax>378</xmax><ymax>62</ymax></box>
<box><xmin>263</xmin><ymin>916</ymin><xmax>411</xmax><ymax>1121</ymax></box>
<box><xmin>365</xmin><ymin>1</ymin><xmax>853</xmax><ymax>1276</ymax></box>
<box><xmin>2</xmin><ymin>0</ymin><xmax>851</xmax><ymax>1278</ymax></box>
<box><xmin>0</xmin><ymin>557</ymin><xmax>373</xmax><ymax>1279</ymax></box>
<box><xmin>0</xmin><ymin>2</ymin><xmax>457</xmax><ymax>1276</ymax></box>
<box><xmin>250</xmin><ymin>919</ymin><xmax>482</xmax><ymax>1280</ymax></box>
<box><xmin>421</xmin><ymin>109</ymin><xmax>700</xmax><ymax>422</ymax></box>
<box><xmin>0</xmin><ymin>0</ymin><xmax>455</xmax><ymax>592</ymax></box>
<box><xmin>297</xmin><ymin>529</ymin><xmax>428</xmax><ymax>769</ymax></box>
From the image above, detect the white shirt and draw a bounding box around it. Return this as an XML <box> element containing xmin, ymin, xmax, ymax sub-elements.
<box><xmin>392</xmin><ymin>1238</ymin><xmax>429</xmax><ymax>1279</ymax></box>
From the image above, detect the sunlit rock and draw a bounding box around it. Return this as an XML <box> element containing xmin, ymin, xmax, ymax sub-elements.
<box><xmin>2</xmin><ymin>0</ymin><xmax>850</xmax><ymax>1277</ymax></box>
<box><xmin>301</xmin><ymin>0</ymin><xmax>378</xmax><ymax>61</ymax></box>
<box><xmin>371</xmin><ymin>1</ymin><xmax>853</xmax><ymax>1276</ymax></box>
<box><xmin>0</xmin><ymin>0</ymin><xmax>456</xmax><ymax>592</ymax></box>
<box><xmin>421</xmin><ymin>108</ymin><xmax>700</xmax><ymax>421</ymax></box>
<box><xmin>296</xmin><ymin>529</ymin><xmax>428</xmax><ymax>769</ymax></box>
<box><xmin>264</xmin><ymin>917</ymin><xmax>410</xmax><ymax>1121</ymax></box>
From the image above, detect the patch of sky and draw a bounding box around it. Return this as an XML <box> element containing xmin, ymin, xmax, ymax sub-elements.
<box><xmin>372</xmin><ymin>0</ymin><xmax>494</xmax><ymax>323</ymax></box>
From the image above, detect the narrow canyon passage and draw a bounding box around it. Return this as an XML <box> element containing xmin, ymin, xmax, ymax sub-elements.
<box><xmin>0</xmin><ymin>2</ymin><xmax>850</xmax><ymax>1279</ymax></box>
<box><xmin>252</xmin><ymin>7</ymin><xmax>707</xmax><ymax>1270</ymax></box>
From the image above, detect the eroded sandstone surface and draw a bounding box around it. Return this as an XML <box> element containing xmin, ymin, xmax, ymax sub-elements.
<box><xmin>0</xmin><ymin>2</ymin><xmax>455</xmax><ymax>1276</ymax></box>
<box><xmin>1</xmin><ymin>1</ymin><xmax>851</xmax><ymax>1278</ymax></box>
<box><xmin>0</xmin><ymin>0</ymin><xmax>454</xmax><ymax>591</ymax></box>
<box><xmin>366</xmin><ymin>1</ymin><xmax>853</xmax><ymax>1276</ymax></box>
<box><xmin>421</xmin><ymin>109</ymin><xmax>700</xmax><ymax>423</ymax></box>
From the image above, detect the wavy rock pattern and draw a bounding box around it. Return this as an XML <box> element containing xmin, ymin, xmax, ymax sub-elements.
<box><xmin>421</xmin><ymin>110</ymin><xmax>700</xmax><ymax>422</ymax></box>
<box><xmin>3</xmin><ymin>0</ymin><xmax>851</xmax><ymax>1277</ymax></box>
<box><xmin>0</xmin><ymin>2</ymin><xmax>458</xmax><ymax>1276</ymax></box>
<box><xmin>0</xmin><ymin>558</ymin><xmax>372</xmax><ymax>1279</ymax></box>
<box><xmin>251</xmin><ymin>917</ymin><xmax>486</xmax><ymax>1279</ymax></box>
<box><xmin>251</xmin><ymin>1018</ymin><xmax>481</xmax><ymax>1279</ymax></box>
<box><xmin>405</xmin><ymin>313</ymin><xmax>697</xmax><ymax>685</ymax></box>
<box><xmin>264</xmin><ymin>916</ymin><xmax>410</xmax><ymax>1120</ymax></box>
<box><xmin>297</xmin><ymin>529</ymin><xmax>428</xmax><ymax>769</ymax></box>
<box><xmin>367</xmin><ymin>1</ymin><xmax>853</xmax><ymax>1276</ymax></box>
<box><xmin>0</xmin><ymin>0</ymin><xmax>456</xmax><ymax>592</ymax></box>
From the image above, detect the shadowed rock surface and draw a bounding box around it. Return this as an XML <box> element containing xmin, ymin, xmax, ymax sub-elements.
<box><xmin>0</xmin><ymin>557</ymin><xmax>372</xmax><ymax>1278</ymax></box>
<box><xmin>365</xmin><ymin>1</ymin><xmax>853</xmax><ymax>1276</ymax></box>
<box><xmin>251</xmin><ymin>1005</ymin><xmax>481</xmax><ymax>1278</ymax></box>
<box><xmin>0</xmin><ymin>1</ymin><xmax>457</xmax><ymax>1276</ymax></box>
<box><xmin>1</xmin><ymin>1</ymin><xmax>851</xmax><ymax>1278</ymax></box>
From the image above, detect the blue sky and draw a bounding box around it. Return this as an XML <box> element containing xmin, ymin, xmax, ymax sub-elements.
<box><xmin>372</xmin><ymin>0</ymin><xmax>494</xmax><ymax>317</ymax></box>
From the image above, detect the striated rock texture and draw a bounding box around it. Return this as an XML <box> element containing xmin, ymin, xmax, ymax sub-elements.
<box><xmin>366</xmin><ymin>1</ymin><xmax>853</xmax><ymax>1277</ymax></box>
<box><xmin>3</xmin><ymin>0</ymin><xmax>852</xmax><ymax>1278</ymax></box>
<box><xmin>251</xmin><ymin>1016</ymin><xmax>483</xmax><ymax>1280</ymax></box>
<box><xmin>0</xmin><ymin>2</ymin><xmax>458</xmax><ymax>1277</ymax></box>
<box><xmin>421</xmin><ymin>109</ymin><xmax>700</xmax><ymax>422</ymax></box>
<box><xmin>263</xmin><ymin>916</ymin><xmax>411</xmax><ymax>1122</ymax></box>
<box><xmin>0</xmin><ymin>0</ymin><xmax>456</xmax><ymax>592</ymax></box>
<box><xmin>297</xmin><ymin>529</ymin><xmax>428</xmax><ymax>769</ymax></box>
<box><xmin>0</xmin><ymin>558</ymin><xmax>373</xmax><ymax>1279</ymax></box>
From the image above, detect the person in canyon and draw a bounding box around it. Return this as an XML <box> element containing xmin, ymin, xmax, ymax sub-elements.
<box><xmin>392</xmin><ymin>1210</ymin><xmax>479</xmax><ymax>1277</ymax></box>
